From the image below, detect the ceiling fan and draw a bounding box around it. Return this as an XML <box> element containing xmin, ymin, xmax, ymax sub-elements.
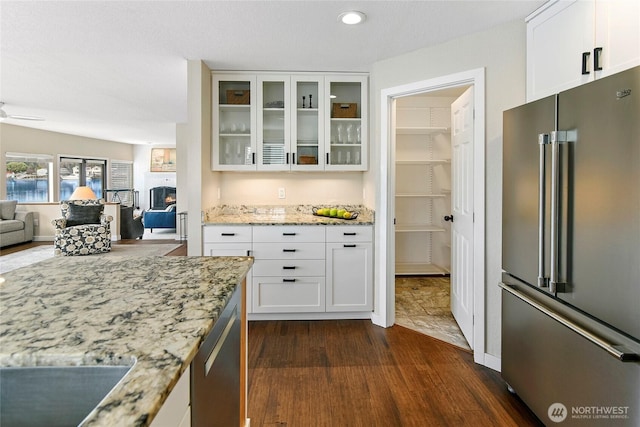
<box><xmin>0</xmin><ymin>102</ymin><xmax>44</xmax><ymax>121</ymax></box>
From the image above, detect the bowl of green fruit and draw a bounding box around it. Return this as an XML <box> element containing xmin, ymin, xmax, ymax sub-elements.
<box><xmin>312</xmin><ymin>207</ymin><xmax>359</xmax><ymax>220</ymax></box>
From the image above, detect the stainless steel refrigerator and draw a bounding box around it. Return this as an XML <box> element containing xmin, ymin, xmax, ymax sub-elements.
<box><xmin>501</xmin><ymin>66</ymin><xmax>640</xmax><ymax>426</ymax></box>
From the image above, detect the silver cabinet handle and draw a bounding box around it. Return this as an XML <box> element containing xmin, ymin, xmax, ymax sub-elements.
<box><xmin>499</xmin><ymin>283</ymin><xmax>639</xmax><ymax>362</ymax></box>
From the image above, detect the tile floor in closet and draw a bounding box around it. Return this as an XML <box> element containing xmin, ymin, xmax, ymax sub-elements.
<box><xmin>395</xmin><ymin>275</ymin><xmax>471</xmax><ymax>350</ymax></box>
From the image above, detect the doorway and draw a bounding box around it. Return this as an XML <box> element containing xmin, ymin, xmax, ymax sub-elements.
<box><xmin>375</xmin><ymin>68</ymin><xmax>487</xmax><ymax>366</ymax></box>
<box><xmin>393</xmin><ymin>88</ymin><xmax>471</xmax><ymax>350</ymax></box>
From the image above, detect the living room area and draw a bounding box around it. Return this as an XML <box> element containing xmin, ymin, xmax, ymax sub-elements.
<box><xmin>1</xmin><ymin>123</ymin><xmax>182</xmax><ymax>245</ymax></box>
<box><xmin>1</xmin><ymin>194</ymin><xmax>185</xmax><ymax>275</ymax></box>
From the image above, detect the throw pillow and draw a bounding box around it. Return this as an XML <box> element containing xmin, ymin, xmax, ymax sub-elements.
<box><xmin>0</xmin><ymin>200</ymin><xmax>18</xmax><ymax>220</ymax></box>
<box><xmin>66</xmin><ymin>203</ymin><xmax>103</xmax><ymax>226</ymax></box>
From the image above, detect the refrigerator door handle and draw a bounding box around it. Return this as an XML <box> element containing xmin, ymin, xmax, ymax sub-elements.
<box><xmin>499</xmin><ymin>283</ymin><xmax>640</xmax><ymax>362</ymax></box>
<box><xmin>549</xmin><ymin>130</ymin><xmax>575</xmax><ymax>293</ymax></box>
<box><xmin>538</xmin><ymin>133</ymin><xmax>550</xmax><ymax>288</ymax></box>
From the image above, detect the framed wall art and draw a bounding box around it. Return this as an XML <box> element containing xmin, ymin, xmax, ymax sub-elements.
<box><xmin>150</xmin><ymin>148</ymin><xmax>176</xmax><ymax>172</ymax></box>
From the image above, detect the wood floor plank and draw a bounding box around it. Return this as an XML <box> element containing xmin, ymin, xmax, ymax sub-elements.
<box><xmin>248</xmin><ymin>320</ymin><xmax>543</xmax><ymax>427</ymax></box>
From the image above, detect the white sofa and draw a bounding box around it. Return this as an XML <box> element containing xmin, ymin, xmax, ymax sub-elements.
<box><xmin>0</xmin><ymin>200</ymin><xmax>34</xmax><ymax>248</ymax></box>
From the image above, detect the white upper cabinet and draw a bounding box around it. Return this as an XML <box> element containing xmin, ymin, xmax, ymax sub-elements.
<box><xmin>291</xmin><ymin>75</ymin><xmax>325</xmax><ymax>171</ymax></box>
<box><xmin>212</xmin><ymin>72</ymin><xmax>367</xmax><ymax>172</ymax></box>
<box><xmin>593</xmin><ymin>0</ymin><xmax>640</xmax><ymax>77</ymax></box>
<box><xmin>212</xmin><ymin>74</ymin><xmax>257</xmax><ymax>171</ymax></box>
<box><xmin>526</xmin><ymin>0</ymin><xmax>640</xmax><ymax>101</ymax></box>
<box><xmin>257</xmin><ymin>75</ymin><xmax>291</xmax><ymax>171</ymax></box>
<box><xmin>324</xmin><ymin>75</ymin><xmax>368</xmax><ymax>171</ymax></box>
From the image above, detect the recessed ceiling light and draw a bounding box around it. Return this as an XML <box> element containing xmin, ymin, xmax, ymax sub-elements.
<box><xmin>338</xmin><ymin>11</ymin><xmax>366</xmax><ymax>25</ymax></box>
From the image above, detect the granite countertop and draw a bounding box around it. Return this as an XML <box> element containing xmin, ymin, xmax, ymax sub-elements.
<box><xmin>204</xmin><ymin>204</ymin><xmax>375</xmax><ymax>225</ymax></box>
<box><xmin>0</xmin><ymin>255</ymin><xmax>253</xmax><ymax>426</ymax></box>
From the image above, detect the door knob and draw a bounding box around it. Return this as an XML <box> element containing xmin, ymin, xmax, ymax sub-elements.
<box><xmin>444</xmin><ymin>215</ymin><xmax>454</xmax><ymax>222</ymax></box>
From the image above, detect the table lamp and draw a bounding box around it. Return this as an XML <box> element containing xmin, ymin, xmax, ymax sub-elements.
<box><xmin>69</xmin><ymin>186</ymin><xmax>97</xmax><ymax>200</ymax></box>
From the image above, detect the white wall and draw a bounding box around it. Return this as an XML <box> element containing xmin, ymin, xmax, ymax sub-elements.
<box><xmin>368</xmin><ymin>19</ymin><xmax>528</xmax><ymax>358</ymax></box>
<box><xmin>215</xmin><ymin>172</ymin><xmax>364</xmax><ymax>205</ymax></box>
<box><xmin>132</xmin><ymin>145</ymin><xmax>176</xmax><ymax>211</ymax></box>
<box><xmin>1</xmin><ymin>123</ymin><xmax>134</xmax><ymax>200</ymax></box>
<box><xmin>186</xmin><ymin>60</ymin><xmax>215</xmax><ymax>255</ymax></box>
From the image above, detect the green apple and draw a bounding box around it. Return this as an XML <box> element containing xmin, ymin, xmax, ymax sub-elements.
<box><xmin>330</xmin><ymin>208</ymin><xmax>338</xmax><ymax>217</ymax></box>
<box><xmin>337</xmin><ymin>209</ymin><xmax>346</xmax><ymax>218</ymax></box>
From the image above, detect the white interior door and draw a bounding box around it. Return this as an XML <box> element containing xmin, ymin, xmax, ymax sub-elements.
<box><xmin>450</xmin><ymin>87</ymin><xmax>474</xmax><ymax>348</ymax></box>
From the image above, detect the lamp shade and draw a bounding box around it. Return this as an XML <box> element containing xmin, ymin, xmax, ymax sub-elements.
<box><xmin>69</xmin><ymin>186</ymin><xmax>97</xmax><ymax>200</ymax></box>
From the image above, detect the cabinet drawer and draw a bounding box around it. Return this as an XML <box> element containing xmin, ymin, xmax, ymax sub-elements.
<box><xmin>203</xmin><ymin>225</ymin><xmax>252</xmax><ymax>243</ymax></box>
<box><xmin>326</xmin><ymin>226</ymin><xmax>372</xmax><ymax>243</ymax></box>
<box><xmin>253</xmin><ymin>225</ymin><xmax>325</xmax><ymax>243</ymax></box>
<box><xmin>252</xmin><ymin>242</ymin><xmax>325</xmax><ymax>260</ymax></box>
<box><xmin>203</xmin><ymin>243</ymin><xmax>252</xmax><ymax>257</ymax></box>
<box><xmin>252</xmin><ymin>276</ymin><xmax>325</xmax><ymax>313</ymax></box>
<box><xmin>253</xmin><ymin>259</ymin><xmax>325</xmax><ymax>277</ymax></box>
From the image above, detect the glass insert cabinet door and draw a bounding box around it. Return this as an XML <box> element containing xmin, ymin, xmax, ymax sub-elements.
<box><xmin>213</xmin><ymin>75</ymin><xmax>257</xmax><ymax>170</ymax></box>
<box><xmin>291</xmin><ymin>76</ymin><xmax>324</xmax><ymax>170</ymax></box>
<box><xmin>257</xmin><ymin>75</ymin><xmax>290</xmax><ymax>170</ymax></box>
<box><xmin>325</xmin><ymin>75</ymin><xmax>368</xmax><ymax>170</ymax></box>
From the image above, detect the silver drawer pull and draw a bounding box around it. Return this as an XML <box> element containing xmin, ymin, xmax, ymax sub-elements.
<box><xmin>499</xmin><ymin>283</ymin><xmax>639</xmax><ymax>362</ymax></box>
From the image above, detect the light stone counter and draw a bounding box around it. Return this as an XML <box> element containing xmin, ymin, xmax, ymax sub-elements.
<box><xmin>0</xmin><ymin>255</ymin><xmax>253</xmax><ymax>426</ymax></box>
<box><xmin>204</xmin><ymin>204</ymin><xmax>374</xmax><ymax>225</ymax></box>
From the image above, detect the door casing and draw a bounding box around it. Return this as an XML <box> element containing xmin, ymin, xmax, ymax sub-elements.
<box><xmin>373</xmin><ymin>68</ymin><xmax>487</xmax><ymax>367</ymax></box>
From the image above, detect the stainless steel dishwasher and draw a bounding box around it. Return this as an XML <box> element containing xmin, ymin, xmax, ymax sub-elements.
<box><xmin>191</xmin><ymin>284</ymin><xmax>242</xmax><ymax>427</ymax></box>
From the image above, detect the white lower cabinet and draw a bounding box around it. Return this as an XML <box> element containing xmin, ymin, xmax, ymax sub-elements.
<box><xmin>326</xmin><ymin>227</ymin><xmax>373</xmax><ymax>312</ymax></box>
<box><xmin>252</xmin><ymin>226</ymin><xmax>326</xmax><ymax>313</ymax></box>
<box><xmin>252</xmin><ymin>276</ymin><xmax>326</xmax><ymax>313</ymax></box>
<box><xmin>203</xmin><ymin>225</ymin><xmax>253</xmax><ymax>313</ymax></box>
<box><xmin>204</xmin><ymin>223</ymin><xmax>373</xmax><ymax>319</ymax></box>
<box><xmin>150</xmin><ymin>366</ymin><xmax>191</xmax><ymax>427</ymax></box>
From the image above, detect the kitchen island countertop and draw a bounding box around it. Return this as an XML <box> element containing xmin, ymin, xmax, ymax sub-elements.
<box><xmin>0</xmin><ymin>255</ymin><xmax>253</xmax><ymax>426</ymax></box>
<box><xmin>204</xmin><ymin>204</ymin><xmax>374</xmax><ymax>225</ymax></box>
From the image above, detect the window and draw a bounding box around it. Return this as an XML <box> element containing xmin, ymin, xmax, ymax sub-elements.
<box><xmin>6</xmin><ymin>153</ymin><xmax>53</xmax><ymax>202</ymax></box>
<box><xmin>59</xmin><ymin>157</ymin><xmax>106</xmax><ymax>200</ymax></box>
<box><xmin>109</xmin><ymin>160</ymin><xmax>135</xmax><ymax>206</ymax></box>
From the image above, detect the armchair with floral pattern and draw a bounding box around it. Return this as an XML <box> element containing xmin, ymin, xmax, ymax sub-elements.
<box><xmin>52</xmin><ymin>199</ymin><xmax>113</xmax><ymax>256</ymax></box>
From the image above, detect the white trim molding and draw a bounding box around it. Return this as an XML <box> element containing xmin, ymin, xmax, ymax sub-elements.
<box><xmin>374</xmin><ymin>68</ymin><xmax>487</xmax><ymax>367</ymax></box>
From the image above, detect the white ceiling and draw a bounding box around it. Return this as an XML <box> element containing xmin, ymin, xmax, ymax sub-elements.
<box><xmin>0</xmin><ymin>1</ymin><xmax>545</xmax><ymax>146</ymax></box>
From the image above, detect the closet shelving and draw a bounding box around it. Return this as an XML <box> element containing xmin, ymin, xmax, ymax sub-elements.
<box><xmin>395</xmin><ymin>101</ymin><xmax>452</xmax><ymax>276</ymax></box>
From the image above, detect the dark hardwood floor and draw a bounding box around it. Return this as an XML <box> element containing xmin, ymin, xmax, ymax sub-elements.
<box><xmin>2</xmin><ymin>240</ymin><xmax>541</xmax><ymax>426</ymax></box>
<box><xmin>248</xmin><ymin>320</ymin><xmax>543</xmax><ymax>427</ymax></box>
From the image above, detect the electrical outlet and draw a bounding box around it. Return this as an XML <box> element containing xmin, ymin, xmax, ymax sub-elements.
<box><xmin>278</xmin><ymin>187</ymin><xmax>286</xmax><ymax>199</ymax></box>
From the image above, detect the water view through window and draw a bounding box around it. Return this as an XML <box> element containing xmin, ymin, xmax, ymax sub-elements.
<box><xmin>6</xmin><ymin>155</ymin><xmax>106</xmax><ymax>202</ymax></box>
<box><xmin>6</xmin><ymin>154</ymin><xmax>53</xmax><ymax>202</ymax></box>
<box><xmin>59</xmin><ymin>158</ymin><xmax>105</xmax><ymax>200</ymax></box>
